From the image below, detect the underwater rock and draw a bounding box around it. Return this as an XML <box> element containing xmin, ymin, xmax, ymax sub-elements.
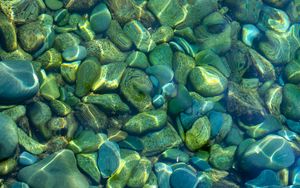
<box><xmin>245</xmin><ymin>169</ymin><xmax>281</xmax><ymax>188</ymax></box>
<box><xmin>62</xmin><ymin>45</ymin><xmax>87</xmax><ymax>62</ymax></box>
<box><xmin>284</xmin><ymin>60</ymin><xmax>300</xmax><ymax>84</ymax></box>
<box><xmin>64</xmin><ymin>0</ymin><xmax>99</xmax><ymax>12</ymax></box>
<box><xmin>0</xmin><ymin>12</ymin><xmax>17</xmax><ymax>52</ymax></box>
<box><xmin>281</xmin><ymin>84</ymin><xmax>300</xmax><ymax>121</ymax></box>
<box><xmin>90</xmin><ymin>3</ymin><xmax>111</xmax><ymax>33</ymax></box>
<box><xmin>149</xmin><ymin>44</ymin><xmax>173</xmax><ymax>67</ymax></box>
<box><xmin>242</xmin><ymin>24</ymin><xmax>260</xmax><ymax>47</ymax></box>
<box><xmin>126</xmin><ymin>51</ymin><xmax>149</xmax><ymax>69</ymax></box>
<box><xmin>19</xmin><ymin>152</ymin><xmax>38</xmax><ymax>166</ymax></box>
<box><xmin>76</xmin><ymin>152</ymin><xmax>101</xmax><ymax>183</ymax></box>
<box><xmin>209</xmin><ymin>144</ymin><xmax>236</xmax><ymax>170</ymax></box>
<box><xmin>127</xmin><ymin>157</ymin><xmax>152</xmax><ymax>187</ymax></box>
<box><xmin>170</xmin><ymin>167</ymin><xmax>198</xmax><ymax>188</ymax></box>
<box><xmin>173</xmin><ymin>52</ymin><xmax>195</xmax><ymax>85</ymax></box>
<box><xmin>154</xmin><ymin>162</ymin><xmax>172</xmax><ymax>188</ymax></box>
<box><xmin>263</xmin><ymin>0</ymin><xmax>292</xmax><ymax>8</ymax></box>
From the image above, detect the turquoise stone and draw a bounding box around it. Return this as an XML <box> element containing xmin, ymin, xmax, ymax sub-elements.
<box><xmin>281</xmin><ymin>84</ymin><xmax>300</xmax><ymax>121</ymax></box>
<box><xmin>242</xmin><ymin>24</ymin><xmax>260</xmax><ymax>47</ymax></box>
<box><xmin>10</xmin><ymin>182</ymin><xmax>30</xmax><ymax>188</ymax></box>
<box><xmin>209</xmin><ymin>111</ymin><xmax>232</xmax><ymax>141</ymax></box>
<box><xmin>245</xmin><ymin>169</ymin><xmax>281</xmax><ymax>188</ymax></box>
<box><xmin>168</xmin><ymin>84</ymin><xmax>193</xmax><ymax>115</ymax></box>
<box><xmin>154</xmin><ymin>162</ymin><xmax>172</xmax><ymax>188</ymax></box>
<box><xmin>126</xmin><ymin>51</ymin><xmax>149</xmax><ymax>69</ymax></box>
<box><xmin>19</xmin><ymin>152</ymin><xmax>38</xmax><ymax>166</ymax></box>
<box><xmin>18</xmin><ymin>149</ymin><xmax>89</xmax><ymax>188</ymax></box>
<box><xmin>190</xmin><ymin>157</ymin><xmax>211</xmax><ymax>171</ymax></box>
<box><xmin>240</xmin><ymin>135</ymin><xmax>295</xmax><ymax>171</ymax></box>
<box><xmin>90</xmin><ymin>3</ymin><xmax>111</xmax><ymax>33</ymax></box>
<box><xmin>97</xmin><ymin>141</ymin><xmax>121</xmax><ymax>178</ymax></box>
<box><xmin>118</xmin><ymin>136</ymin><xmax>144</xmax><ymax>151</ymax></box>
<box><xmin>170</xmin><ymin>168</ymin><xmax>198</xmax><ymax>188</ymax></box>
<box><xmin>161</xmin><ymin>149</ymin><xmax>190</xmax><ymax>163</ymax></box>
<box><xmin>162</xmin><ymin>83</ymin><xmax>177</xmax><ymax>98</ymax></box>
<box><xmin>172</xmin><ymin>37</ymin><xmax>199</xmax><ymax>57</ymax></box>
<box><xmin>152</xmin><ymin>94</ymin><xmax>166</xmax><ymax>108</ymax></box>
<box><xmin>209</xmin><ymin>144</ymin><xmax>237</xmax><ymax>170</ymax></box>
<box><xmin>123</xmin><ymin>20</ymin><xmax>156</xmax><ymax>52</ymax></box>
<box><xmin>146</xmin><ymin>65</ymin><xmax>174</xmax><ymax>87</ymax></box>
<box><xmin>62</xmin><ymin>45</ymin><xmax>87</xmax><ymax>62</ymax></box>
<box><xmin>0</xmin><ymin>113</ymin><xmax>18</xmax><ymax>160</ymax></box>
<box><xmin>149</xmin><ymin>44</ymin><xmax>173</xmax><ymax>67</ymax></box>
<box><xmin>0</xmin><ymin>61</ymin><xmax>39</xmax><ymax>104</ymax></box>
<box><xmin>286</xmin><ymin>119</ymin><xmax>300</xmax><ymax>134</ymax></box>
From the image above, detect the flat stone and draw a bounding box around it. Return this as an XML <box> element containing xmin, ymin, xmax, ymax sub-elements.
<box><xmin>0</xmin><ymin>113</ymin><xmax>18</xmax><ymax>160</ymax></box>
<box><xmin>90</xmin><ymin>3</ymin><xmax>111</xmax><ymax>33</ymax></box>
<box><xmin>0</xmin><ymin>61</ymin><xmax>39</xmax><ymax>104</ymax></box>
<box><xmin>19</xmin><ymin>152</ymin><xmax>38</xmax><ymax>166</ymax></box>
<box><xmin>62</xmin><ymin>45</ymin><xmax>87</xmax><ymax>62</ymax></box>
<box><xmin>170</xmin><ymin>168</ymin><xmax>198</xmax><ymax>188</ymax></box>
<box><xmin>18</xmin><ymin>149</ymin><xmax>89</xmax><ymax>188</ymax></box>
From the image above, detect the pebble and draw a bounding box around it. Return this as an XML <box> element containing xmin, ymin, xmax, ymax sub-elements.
<box><xmin>245</xmin><ymin>169</ymin><xmax>281</xmax><ymax>188</ymax></box>
<box><xmin>161</xmin><ymin>148</ymin><xmax>190</xmax><ymax>163</ymax></box>
<box><xmin>170</xmin><ymin>167</ymin><xmax>198</xmax><ymax>188</ymax></box>
<box><xmin>90</xmin><ymin>3</ymin><xmax>111</xmax><ymax>33</ymax></box>
<box><xmin>10</xmin><ymin>181</ymin><xmax>30</xmax><ymax>188</ymax></box>
<box><xmin>76</xmin><ymin>153</ymin><xmax>101</xmax><ymax>183</ymax></box>
<box><xmin>281</xmin><ymin>84</ymin><xmax>300</xmax><ymax>121</ymax></box>
<box><xmin>127</xmin><ymin>157</ymin><xmax>152</xmax><ymax>187</ymax></box>
<box><xmin>62</xmin><ymin>45</ymin><xmax>87</xmax><ymax>62</ymax></box>
<box><xmin>154</xmin><ymin>162</ymin><xmax>173</xmax><ymax>188</ymax></box>
<box><xmin>209</xmin><ymin>144</ymin><xmax>236</xmax><ymax>170</ymax></box>
<box><xmin>19</xmin><ymin>152</ymin><xmax>38</xmax><ymax>166</ymax></box>
<box><xmin>0</xmin><ymin>61</ymin><xmax>39</xmax><ymax>104</ymax></box>
<box><xmin>242</xmin><ymin>24</ymin><xmax>260</xmax><ymax>47</ymax></box>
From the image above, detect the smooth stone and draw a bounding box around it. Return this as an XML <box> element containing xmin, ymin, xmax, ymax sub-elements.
<box><xmin>240</xmin><ymin>135</ymin><xmax>295</xmax><ymax>171</ymax></box>
<box><xmin>0</xmin><ymin>12</ymin><xmax>17</xmax><ymax>52</ymax></box>
<box><xmin>75</xmin><ymin>57</ymin><xmax>100</xmax><ymax>97</ymax></box>
<box><xmin>0</xmin><ymin>113</ymin><xmax>18</xmax><ymax>160</ymax></box>
<box><xmin>36</xmin><ymin>48</ymin><xmax>62</xmax><ymax>70</ymax></box>
<box><xmin>44</xmin><ymin>0</ymin><xmax>63</xmax><ymax>10</ymax></box>
<box><xmin>61</xmin><ymin>61</ymin><xmax>81</xmax><ymax>83</ymax></box>
<box><xmin>245</xmin><ymin>169</ymin><xmax>281</xmax><ymax>188</ymax></box>
<box><xmin>291</xmin><ymin>165</ymin><xmax>300</xmax><ymax>185</ymax></box>
<box><xmin>49</xmin><ymin>100</ymin><xmax>72</xmax><ymax>117</ymax></box>
<box><xmin>152</xmin><ymin>94</ymin><xmax>166</xmax><ymax>108</ymax></box>
<box><xmin>190</xmin><ymin>157</ymin><xmax>211</xmax><ymax>171</ymax></box>
<box><xmin>168</xmin><ymin>84</ymin><xmax>193</xmax><ymax>115</ymax></box>
<box><xmin>0</xmin><ymin>158</ymin><xmax>17</xmax><ymax>176</ymax></box>
<box><xmin>141</xmin><ymin>123</ymin><xmax>182</xmax><ymax>156</ymax></box>
<box><xmin>154</xmin><ymin>162</ymin><xmax>172</xmax><ymax>188</ymax></box>
<box><xmin>2</xmin><ymin>105</ymin><xmax>26</xmax><ymax>122</ymax></box>
<box><xmin>83</xmin><ymin>93</ymin><xmax>130</xmax><ymax>114</ymax></box>
<box><xmin>126</xmin><ymin>51</ymin><xmax>149</xmax><ymax>69</ymax></box>
<box><xmin>54</xmin><ymin>33</ymin><xmax>81</xmax><ymax>52</ymax></box>
<box><xmin>170</xmin><ymin>168</ymin><xmax>197</xmax><ymax>188</ymax></box>
<box><xmin>281</xmin><ymin>84</ymin><xmax>300</xmax><ymax>121</ymax></box>
<box><xmin>127</xmin><ymin>157</ymin><xmax>152</xmax><ymax>188</ymax></box>
<box><xmin>39</xmin><ymin>71</ymin><xmax>60</xmax><ymax>101</ymax></box>
<box><xmin>107</xmin><ymin>129</ymin><xmax>128</xmax><ymax>142</ymax></box>
<box><xmin>0</xmin><ymin>60</ymin><xmax>39</xmax><ymax>104</ymax></box>
<box><xmin>143</xmin><ymin>171</ymin><xmax>158</xmax><ymax>188</ymax></box>
<box><xmin>17</xmin><ymin>128</ymin><xmax>47</xmax><ymax>155</ymax></box>
<box><xmin>209</xmin><ymin>144</ymin><xmax>237</xmax><ymax>170</ymax></box>
<box><xmin>224</xmin><ymin>125</ymin><xmax>244</xmax><ymax>146</ymax></box>
<box><xmin>97</xmin><ymin>141</ymin><xmax>121</xmax><ymax>178</ymax></box>
<box><xmin>189</xmin><ymin>65</ymin><xmax>228</xmax><ymax>97</ymax></box>
<box><xmin>64</xmin><ymin>0</ymin><xmax>99</xmax><ymax>12</ymax></box>
<box><xmin>152</xmin><ymin>26</ymin><xmax>174</xmax><ymax>43</ymax></box>
<box><xmin>172</xmin><ymin>37</ymin><xmax>200</xmax><ymax>57</ymax></box>
<box><xmin>146</xmin><ymin>65</ymin><xmax>174</xmax><ymax>87</ymax></box>
<box><xmin>161</xmin><ymin>148</ymin><xmax>190</xmax><ymax>163</ymax></box>
<box><xmin>147</xmin><ymin>0</ymin><xmax>186</xmax><ymax>27</ymax></box>
<box><xmin>185</xmin><ymin>116</ymin><xmax>211</xmax><ymax>151</ymax></box>
<box><xmin>76</xmin><ymin>17</ymin><xmax>95</xmax><ymax>42</ymax></box>
<box><xmin>263</xmin><ymin>0</ymin><xmax>291</xmax><ymax>8</ymax></box>
<box><xmin>19</xmin><ymin>152</ymin><xmax>38</xmax><ymax>166</ymax></box>
<box><xmin>62</xmin><ymin>45</ymin><xmax>87</xmax><ymax>62</ymax></box>
<box><xmin>76</xmin><ymin>153</ymin><xmax>101</xmax><ymax>183</ymax></box>
<box><xmin>173</xmin><ymin>52</ymin><xmax>196</xmax><ymax>85</ymax></box>
<box><xmin>265</xmin><ymin>85</ymin><xmax>282</xmax><ymax>118</ymax></box>
<box><xmin>75</xmin><ymin>103</ymin><xmax>107</xmax><ymax>131</ymax></box>
<box><xmin>123</xmin><ymin>110</ymin><xmax>167</xmax><ymax>135</ymax></box>
<box><xmin>67</xmin><ymin>130</ymin><xmax>104</xmax><ymax>153</ymax></box>
<box><xmin>284</xmin><ymin>60</ymin><xmax>300</xmax><ymax>84</ymax></box>
<box><xmin>149</xmin><ymin>44</ymin><xmax>173</xmax><ymax>67</ymax></box>
<box><xmin>118</xmin><ymin>136</ymin><xmax>144</xmax><ymax>151</ymax></box>
<box><xmin>123</xmin><ymin>20</ymin><xmax>156</xmax><ymax>52</ymax></box>
<box><xmin>209</xmin><ymin>111</ymin><xmax>232</xmax><ymax>141</ymax></box>
<box><xmin>90</xmin><ymin>3</ymin><xmax>111</xmax><ymax>33</ymax></box>
<box><xmin>92</xmin><ymin>62</ymin><xmax>126</xmax><ymax>92</ymax></box>
<box><xmin>242</xmin><ymin>24</ymin><xmax>260</xmax><ymax>47</ymax></box>
<box><xmin>10</xmin><ymin>181</ymin><xmax>30</xmax><ymax>188</ymax></box>
<box><xmin>18</xmin><ymin>149</ymin><xmax>89</xmax><ymax>188</ymax></box>
<box><xmin>162</xmin><ymin>83</ymin><xmax>177</xmax><ymax>98</ymax></box>
<box><xmin>286</xmin><ymin>119</ymin><xmax>300</xmax><ymax>134</ymax></box>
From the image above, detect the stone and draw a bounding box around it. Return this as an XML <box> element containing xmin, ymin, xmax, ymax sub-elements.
<box><xmin>245</xmin><ymin>169</ymin><xmax>281</xmax><ymax>188</ymax></box>
<box><xmin>126</xmin><ymin>51</ymin><xmax>149</xmax><ymax>69</ymax></box>
<box><xmin>60</xmin><ymin>61</ymin><xmax>81</xmax><ymax>83</ymax></box>
<box><xmin>36</xmin><ymin>48</ymin><xmax>62</xmax><ymax>70</ymax></box>
<box><xmin>64</xmin><ymin>0</ymin><xmax>99</xmax><ymax>12</ymax></box>
<box><xmin>146</xmin><ymin>65</ymin><xmax>174</xmax><ymax>87</ymax></box>
<box><xmin>154</xmin><ymin>162</ymin><xmax>172</xmax><ymax>188</ymax></box>
<box><xmin>2</xmin><ymin>105</ymin><xmax>26</xmax><ymax>122</ymax></box>
<box><xmin>171</xmin><ymin>37</ymin><xmax>199</xmax><ymax>57</ymax></box>
<box><xmin>209</xmin><ymin>144</ymin><xmax>236</xmax><ymax>170</ymax></box>
<box><xmin>0</xmin><ymin>158</ymin><xmax>17</xmax><ymax>176</ymax></box>
<box><xmin>44</xmin><ymin>0</ymin><xmax>64</xmax><ymax>10</ymax></box>
<box><xmin>39</xmin><ymin>71</ymin><xmax>60</xmax><ymax>101</ymax></box>
<box><xmin>0</xmin><ymin>12</ymin><xmax>17</xmax><ymax>52</ymax></box>
<box><xmin>240</xmin><ymin>135</ymin><xmax>295</xmax><ymax>171</ymax></box>
<box><xmin>284</xmin><ymin>60</ymin><xmax>300</xmax><ymax>84</ymax></box>
<box><xmin>127</xmin><ymin>157</ymin><xmax>152</xmax><ymax>188</ymax></box>
<box><xmin>263</xmin><ymin>0</ymin><xmax>291</xmax><ymax>8</ymax></box>
<box><xmin>147</xmin><ymin>0</ymin><xmax>186</xmax><ymax>27</ymax></box>
<box><xmin>19</xmin><ymin>152</ymin><xmax>38</xmax><ymax>166</ymax></box>
<box><xmin>242</xmin><ymin>24</ymin><xmax>260</xmax><ymax>47</ymax></box>
<box><xmin>144</xmin><ymin>171</ymin><xmax>158</xmax><ymax>188</ymax></box>
<box><xmin>170</xmin><ymin>168</ymin><xmax>198</xmax><ymax>188</ymax></box>
<box><xmin>90</xmin><ymin>3</ymin><xmax>111</xmax><ymax>33</ymax></box>
<box><xmin>141</xmin><ymin>123</ymin><xmax>182</xmax><ymax>156</ymax></box>
<box><xmin>54</xmin><ymin>33</ymin><xmax>81</xmax><ymax>52</ymax></box>
<box><xmin>123</xmin><ymin>110</ymin><xmax>167</xmax><ymax>135</ymax></box>
<box><xmin>18</xmin><ymin>149</ymin><xmax>89</xmax><ymax>188</ymax></box>
<box><xmin>173</xmin><ymin>52</ymin><xmax>195</xmax><ymax>85</ymax></box>
<box><xmin>75</xmin><ymin>57</ymin><xmax>100</xmax><ymax>97</ymax></box>
<box><xmin>124</xmin><ymin>20</ymin><xmax>156</xmax><ymax>52</ymax></box>
<box><xmin>76</xmin><ymin>153</ymin><xmax>101</xmax><ymax>183</ymax></box>
<box><xmin>286</xmin><ymin>119</ymin><xmax>300</xmax><ymax>134</ymax></box>
<box><xmin>209</xmin><ymin>111</ymin><xmax>232</xmax><ymax>141</ymax></box>
<box><xmin>190</xmin><ymin>157</ymin><xmax>211</xmax><ymax>171</ymax></box>
<box><xmin>161</xmin><ymin>149</ymin><xmax>190</xmax><ymax>163</ymax></box>
<box><xmin>62</xmin><ymin>45</ymin><xmax>87</xmax><ymax>62</ymax></box>
<box><xmin>118</xmin><ymin>136</ymin><xmax>144</xmax><ymax>151</ymax></box>
<box><xmin>49</xmin><ymin>100</ymin><xmax>72</xmax><ymax>117</ymax></box>
<box><xmin>92</xmin><ymin>62</ymin><xmax>126</xmax><ymax>92</ymax></box>
<box><xmin>149</xmin><ymin>44</ymin><xmax>173</xmax><ymax>67</ymax></box>
<box><xmin>77</xmin><ymin>18</ymin><xmax>96</xmax><ymax>41</ymax></box>
<box><xmin>0</xmin><ymin>60</ymin><xmax>39</xmax><ymax>104</ymax></box>
<box><xmin>10</xmin><ymin>181</ymin><xmax>30</xmax><ymax>188</ymax></box>
<box><xmin>281</xmin><ymin>84</ymin><xmax>300</xmax><ymax>121</ymax></box>
<box><xmin>97</xmin><ymin>141</ymin><xmax>121</xmax><ymax>178</ymax></box>
<box><xmin>83</xmin><ymin>93</ymin><xmax>130</xmax><ymax>114</ymax></box>
<box><xmin>152</xmin><ymin>26</ymin><xmax>174</xmax><ymax>43</ymax></box>
<box><xmin>189</xmin><ymin>65</ymin><xmax>228</xmax><ymax>97</ymax></box>
<box><xmin>168</xmin><ymin>84</ymin><xmax>193</xmax><ymax>115</ymax></box>
<box><xmin>0</xmin><ymin>113</ymin><xmax>18</xmax><ymax>160</ymax></box>
<box><xmin>85</xmin><ymin>39</ymin><xmax>127</xmax><ymax>63</ymax></box>
<box><xmin>17</xmin><ymin>128</ymin><xmax>47</xmax><ymax>155</ymax></box>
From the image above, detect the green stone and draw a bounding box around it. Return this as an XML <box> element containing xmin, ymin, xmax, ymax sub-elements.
<box><xmin>0</xmin><ymin>158</ymin><xmax>17</xmax><ymax>176</ymax></box>
<box><xmin>147</xmin><ymin>0</ymin><xmax>186</xmax><ymax>27</ymax></box>
<box><xmin>106</xmin><ymin>20</ymin><xmax>133</xmax><ymax>51</ymax></box>
<box><xmin>85</xmin><ymin>39</ymin><xmax>127</xmax><ymax>63</ymax></box>
<box><xmin>174</xmin><ymin>27</ymin><xmax>197</xmax><ymax>43</ymax></box>
<box><xmin>185</xmin><ymin>116</ymin><xmax>211</xmax><ymax>151</ymax></box>
<box><xmin>36</xmin><ymin>48</ymin><xmax>62</xmax><ymax>70</ymax></box>
<box><xmin>0</xmin><ymin>46</ymin><xmax>32</xmax><ymax>61</ymax></box>
<box><xmin>68</xmin><ymin>13</ymin><xmax>83</xmax><ymax>26</ymax></box>
<box><xmin>120</xmin><ymin>68</ymin><xmax>153</xmax><ymax>112</ymax></box>
<box><xmin>281</xmin><ymin>84</ymin><xmax>300</xmax><ymax>121</ymax></box>
<box><xmin>107</xmin><ymin>149</ymin><xmax>141</xmax><ymax>188</ymax></box>
<box><xmin>123</xmin><ymin>20</ymin><xmax>156</xmax><ymax>52</ymax></box>
<box><xmin>119</xmin><ymin>136</ymin><xmax>144</xmax><ymax>151</ymax></box>
<box><xmin>75</xmin><ymin>103</ymin><xmax>108</xmax><ymax>131</ymax></box>
<box><xmin>77</xmin><ymin>152</ymin><xmax>101</xmax><ymax>183</ymax></box>
<box><xmin>168</xmin><ymin>84</ymin><xmax>193</xmax><ymax>115</ymax></box>
<box><xmin>284</xmin><ymin>60</ymin><xmax>300</xmax><ymax>84</ymax></box>
<box><xmin>126</xmin><ymin>51</ymin><xmax>149</xmax><ymax>69</ymax></box>
<box><xmin>0</xmin><ymin>12</ymin><xmax>17</xmax><ymax>52</ymax></box>
<box><xmin>127</xmin><ymin>157</ymin><xmax>152</xmax><ymax>188</ymax></box>
<box><xmin>2</xmin><ymin>105</ymin><xmax>26</xmax><ymax>122</ymax></box>
<box><xmin>161</xmin><ymin>148</ymin><xmax>190</xmax><ymax>163</ymax></box>
<box><xmin>47</xmin><ymin>117</ymin><xmax>67</xmax><ymax>132</ymax></box>
<box><xmin>141</xmin><ymin>123</ymin><xmax>182</xmax><ymax>156</ymax></box>
<box><xmin>107</xmin><ymin>129</ymin><xmax>128</xmax><ymax>142</ymax></box>
<box><xmin>77</xmin><ymin>18</ymin><xmax>95</xmax><ymax>41</ymax></box>
<box><xmin>92</xmin><ymin>63</ymin><xmax>127</xmax><ymax>92</ymax></box>
<box><xmin>209</xmin><ymin>144</ymin><xmax>236</xmax><ymax>170</ymax></box>
<box><xmin>64</xmin><ymin>0</ymin><xmax>99</xmax><ymax>12</ymax></box>
<box><xmin>60</xmin><ymin>61</ymin><xmax>81</xmax><ymax>83</ymax></box>
<box><xmin>54</xmin><ymin>33</ymin><xmax>81</xmax><ymax>52</ymax></box>
<box><xmin>173</xmin><ymin>52</ymin><xmax>195</xmax><ymax>85</ymax></box>
<box><xmin>49</xmin><ymin>100</ymin><xmax>72</xmax><ymax>117</ymax></box>
<box><xmin>90</xmin><ymin>3</ymin><xmax>112</xmax><ymax>33</ymax></box>
<box><xmin>54</xmin><ymin>9</ymin><xmax>69</xmax><ymax>25</ymax></box>
<box><xmin>44</xmin><ymin>0</ymin><xmax>63</xmax><ymax>10</ymax></box>
<box><xmin>40</xmin><ymin>70</ymin><xmax>61</xmax><ymax>101</ymax></box>
<box><xmin>123</xmin><ymin>110</ymin><xmax>167</xmax><ymax>135</ymax></box>
<box><xmin>68</xmin><ymin>130</ymin><xmax>105</xmax><ymax>153</ymax></box>
<box><xmin>17</xmin><ymin>128</ymin><xmax>47</xmax><ymax>155</ymax></box>
<box><xmin>265</xmin><ymin>85</ymin><xmax>282</xmax><ymax>117</ymax></box>
<box><xmin>75</xmin><ymin>57</ymin><xmax>100</xmax><ymax>97</ymax></box>
<box><xmin>143</xmin><ymin>171</ymin><xmax>158</xmax><ymax>188</ymax></box>
<box><xmin>149</xmin><ymin>44</ymin><xmax>173</xmax><ymax>67</ymax></box>
<box><xmin>152</xmin><ymin>26</ymin><xmax>174</xmax><ymax>43</ymax></box>
<box><xmin>189</xmin><ymin>65</ymin><xmax>228</xmax><ymax>97</ymax></box>
<box><xmin>83</xmin><ymin>93</ymin><xmax>130</xmax><ymax>114</ymax></box>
